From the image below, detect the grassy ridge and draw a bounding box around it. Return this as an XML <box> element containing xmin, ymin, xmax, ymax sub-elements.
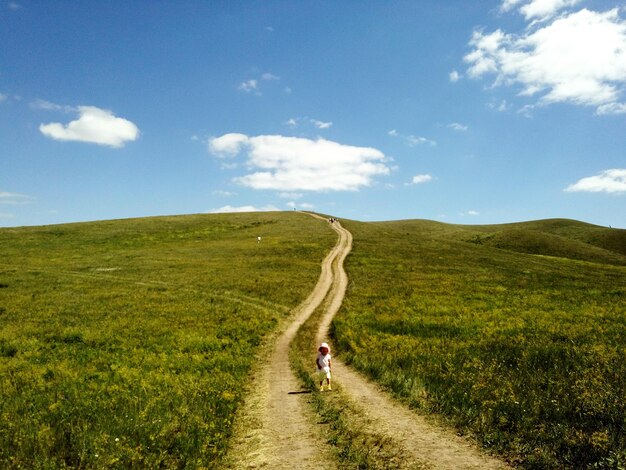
<box><xmin>0</xmin><ymin>212</ymin><xmax>335</xmax><ymax>468</ymax></box>
<box><xmin>459</xmin><ymin>219</ymin><xmax>626</xmax><ymax>265</ymax></box>
<box><xmin>333</xmin><ymin>219</ymin><xmax>626</xmax><ymax>468</ymax></box>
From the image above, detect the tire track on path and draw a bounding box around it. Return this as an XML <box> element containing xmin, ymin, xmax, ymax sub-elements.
<box><xmin>226</xmin><ymin>213</ymin><xmax>350</xmax><ymax>469</ymax></box>
<box><xmin>315</xmin><ymin>218</ymin><xmax>510</xmax><ymax>470</ymax></box>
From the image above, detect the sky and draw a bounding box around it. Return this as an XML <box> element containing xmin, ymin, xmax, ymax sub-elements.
<box><xmin>1</xmin><ymin>0</ymin><xmax>625</xmax><ymax>228</ymax></box>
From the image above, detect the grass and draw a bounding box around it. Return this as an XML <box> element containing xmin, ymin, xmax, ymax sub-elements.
<box><xmin>4</xmin><ymin>212</ymin><xmax>625</xmax><ymax>468</ymax></box>
<box><xmin>0</xmin><ymin>212</ymin><xmax>335</xmax><ymax>469</ymax></box>
<box><xmin>332</xmin><ymin>218</ymin><xmax>626</xmax><ymax>469</ymax></box>
<box><xmin>290</xmin><ymin>286</ymin><xmax>411</xmax><ymax>469</ymax></box>
<box><xmin>460</xmin><ymin>219</ymin><xmax>626</xmax><ymax>266</ymax></box>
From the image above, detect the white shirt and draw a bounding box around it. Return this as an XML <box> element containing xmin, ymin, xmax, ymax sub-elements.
<box><xmin>317</xmin><ymin>352</ymin><xmax>331</xmax><ymax>370</ymax></box>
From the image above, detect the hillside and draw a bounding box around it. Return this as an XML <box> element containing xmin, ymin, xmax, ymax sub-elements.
<box><xmin>2</xmin><ymin>213</ymin><xmax>625</xmax><ymax>469</ymax></box>
<box><xmin>0</xmin><ymin>212</ymin><xmax>335</xmax><ymax>469</ymax></box>
<box><xmin>367</xmin><ymin>218</ymin><xmax>626</xmax><ymax>266</ymax></box>
<box><xmin>460</xmin><ymin>219</ymin><xmax>626</xmax><ymax>264</ymax></box>
<box><xmin>334</xmin><ymin>217</ymin><xmax>626</xmax><ymax>468</ymax></box>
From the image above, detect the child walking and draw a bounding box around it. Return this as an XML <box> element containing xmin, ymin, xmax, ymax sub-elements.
<box><xmin>316</xmin><ymin>342</ymin><xmax>332</xmax><ymax>391</ymax></box>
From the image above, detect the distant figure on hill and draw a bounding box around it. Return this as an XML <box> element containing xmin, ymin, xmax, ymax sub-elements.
<box><xmin>257</xmin><ymin>236</ymin><xmax>261</xmax><ymax>243</ymax></box>
<box><xmin>316</xmin><ymin>342</ymin><xmax>332</xmax><ymax>391</ymax></box>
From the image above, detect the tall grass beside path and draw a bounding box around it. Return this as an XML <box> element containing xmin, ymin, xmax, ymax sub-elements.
<box><xmin>0</xmin><ymin>212</ymin><xmax>335</xmax><ymax>468</ymax></box>
<box><xmin>332</xmin><ymin>219</ymin><xmax>626</xmax><ymax>468</ymax></box>
<box><xmin>290</xmin><ymin>287</ymin><xmax>409</xmax><ymax>469</ymax></box>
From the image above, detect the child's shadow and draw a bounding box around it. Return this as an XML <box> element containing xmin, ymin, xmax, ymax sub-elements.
<box><xmin>287</xmin><ymin>390</ymin><xmax>312</xmax><ymax>395</ymax></box>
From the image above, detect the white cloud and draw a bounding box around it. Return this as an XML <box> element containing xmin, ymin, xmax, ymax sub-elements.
<box><xmin>565</xmin><ymin>169</ymin><xmax>626</xmax><ymax>193</ymax></box>
<box><xmin>465</xmin><ymin>8</ymin><xmax>626</xmax><ymax>114</ymax></box>
<box><xmin>285</xmin><ymin>117</ymin><xmax>333</xmax><ymax>130</ymax></box>
<box><xmin>209</xmin><ymin>133</ymin><xmax>390</xmax><ymax>192</ymax></box>
<box><xmin>39</xmin><ymin>106</ymin><xmax>139</xmax><ymax>148</ymax></box>
<box><xmin>500</xmin><ymin>0</ymin><xmax>524</xmax><ymax>13</ymax></box>
<box><xmin>8</xmin><ymin>2</ymin><xmax>20</xmax><ymax>10</ymax></box>
<box><xmin>261</xmin><ymin>73</ymin><xmax>280</xmax><ymax>81</ymax></box>
<box><xmin>0</xmin><ymin>191</ymin><xmax>34</xmax><ymax>205</ymax></box>
<box><xmin>596</xmin><ymin>102</ymin><xmax>626</xmax><ymax>115</ymax></box>
<box><xmin>449</xmin><ymin>70</ymin><xmax>461</xmax><ymax>82</ymax></box>
<box><xmin>0</xmin><ymin>212</ymin><xmax>15</xmax><ymax>219</ymax></box>
<box><xmin>208</xmin><ymin>133</ymin><xmax>249</xmax><ymax>156</ymax></box>
<box><xmin>389</xmin><ymin>129</ymin><xmax>436</xmax><ymax>146</ymax></box>
<box><xmin>410</xmin><ymin>174</ymin><xmax>433</xmax><ymax>185</ymax></box>
<box><xmin>30</xmin><ymin>99</ymin><xmax>70</xmax><ymax>111</ymax></box>
<box><xmin>518</xmin><ymin>103</ymin><xmax>537</xmax><ymax>117</ymax></box>
<box><xmin>312</xmin><ymin>119</ymin><xmax>332</xmax><ymax>129</ymax></box>
<box><xmin>238</xmin><ymin>72</ymin><xmax>280</xmax><ymax>94</ymax></box>
<box><xmin>501</xmin><ymin>0</ymin><xmax>582</xmax><ymax>21</ymax></box>
<box><xmin>489</xmin><ymin>99</ymin><xmax>510</xmax><ymax>112</ymax></box>
<box><xmin>238</xmin><ymin>79</ymin><xmax>259</xmax><ymax>93</ymax></box>
<box><xmin>0</xmin><ymin>93</ymin><xmax>7</xmax><ymax>103</ymax></box>
<box><xmin>208</xmin><ymin>204</ymin><xmax>279</xmax><ymax>213</ymax></box>
<box><xmin>449</xmin><ymin>122</ymin><xmax>469</xmax><ymax>131</ymax></box>
<box><xmin>522</xmin><ymin>0</ymin><xmax>581</xmax><ymax>21</ymax></box>
<box><xmin>459</xmin><ymin>210</ymin><xmax>480</xmax><ymax>216</ymax></box>
<box><xmin>406</xmin><ymin>135</ymin><xmax>436</xmax><ymax>146</ymax></box>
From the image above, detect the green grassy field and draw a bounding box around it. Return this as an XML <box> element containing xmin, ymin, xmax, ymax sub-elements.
<box><xmin>333</xmin><ymin>218</ymin><xmax>626</xmax><ymax>468</ymax></box>
<box><xmin>0</xmin><ymin>212</ymin><xmax>335</xmax><ymax>468</ymax></box>
<box><xmin>4</xmin><ymin>213</ymin><xmax>625</xmax><ymax>468</ymax></box>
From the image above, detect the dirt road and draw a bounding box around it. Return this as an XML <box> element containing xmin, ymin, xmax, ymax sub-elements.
<box><xmin>316</xmin><ymin>218</ymin><xmax>509</xmax><ymax>469</ymax></box>
<box><xmin>228</xmin><ymin>214</ymin><xmax>508</xmax><ymax>469</ymax></box>
<box><xmin>226</xmin><ymin>214</ymin><xmax>349</xmax><ymax>469</ymax></box>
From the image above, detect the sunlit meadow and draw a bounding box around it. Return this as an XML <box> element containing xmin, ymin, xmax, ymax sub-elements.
<box><xmin>333</xmin><ymin>219</ymin><xmax>626</xmax><ymax>469</ymax></box>
<box><xmin>0</xmin><ymin>212</ymin><xmax>335</xmax><ymax>468</ymax></box>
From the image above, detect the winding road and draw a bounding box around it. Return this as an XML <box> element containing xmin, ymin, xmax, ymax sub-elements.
<box><xmin>227</xmin><ymin>214</ymin><xmax>508</xmax><ymax>469</ymax></box>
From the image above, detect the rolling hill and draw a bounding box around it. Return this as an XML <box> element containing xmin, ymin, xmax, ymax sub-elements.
<box><xmin>1</xmin><ymin>213</ymin><xmax>624</xmax><ymax>469</ymax></box>
<box><xmin>459</xmin><ymin>218</ymin><xmax>626</xmax><ymax>265</ymax></box>
<box><xmin>0</xmin><ymin>212</ymin><xmax>335</xmax><ymax>468</ymax></box>
<box><xmin>335</xmin><ymin>217</ymin><xmax>626</xmax><ymax>468</ymax></box>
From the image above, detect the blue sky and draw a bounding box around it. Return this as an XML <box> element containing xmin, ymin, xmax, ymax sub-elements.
<box><xmin>1</xmin><ymin>0</ymin><xmax>625</xmax><ymax>228</ymax></box>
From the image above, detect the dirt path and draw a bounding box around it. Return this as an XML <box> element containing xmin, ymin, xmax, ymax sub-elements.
<box><xmin>228</xmin><ymin>214</ymin><xmax>508</xmax><ymax>469</ymax></box>
<box><xmin>226</xmin><ymin>214</ymin><xmax>350</xmax><ymax>469</ymax></box>
<box><xmin>315</xmin><ymin>219</ymin><xmax>510</xmax><ymax>470</ymax></box>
